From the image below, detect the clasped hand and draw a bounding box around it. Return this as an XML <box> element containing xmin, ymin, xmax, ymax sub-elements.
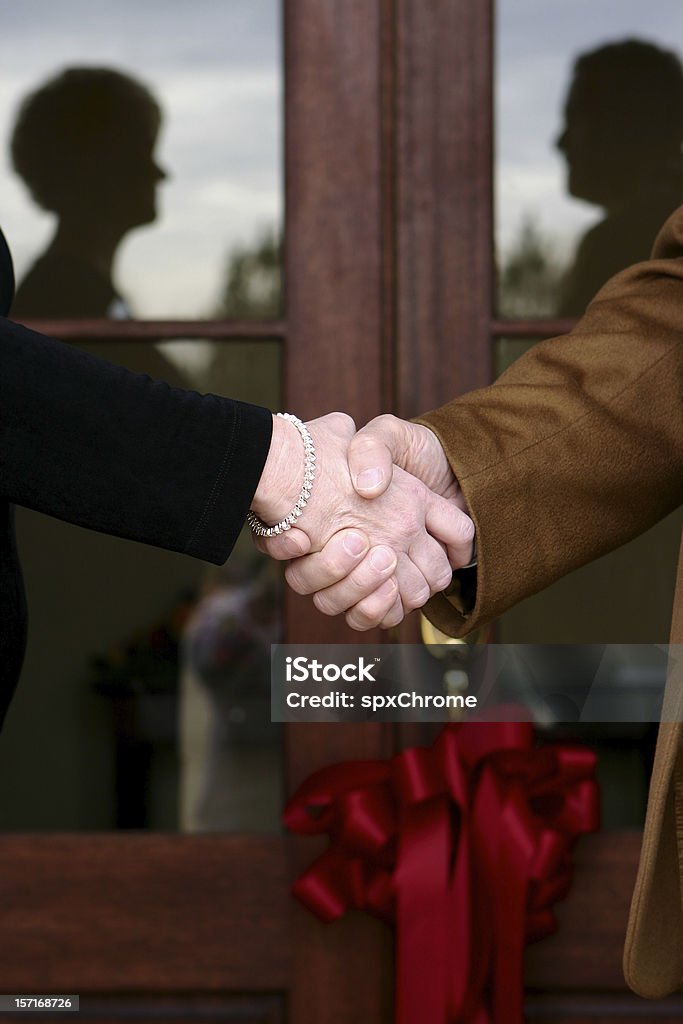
<box><xmin>251</xmin><ymin>412</ymin><xmax>474</xmax><ymax>630</ymax></box>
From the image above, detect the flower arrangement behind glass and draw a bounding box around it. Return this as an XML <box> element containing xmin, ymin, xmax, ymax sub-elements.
<box><xmin>182</xmin><ymin>554</ymin><xmax>283</xmax><ymax>831</ymax></box>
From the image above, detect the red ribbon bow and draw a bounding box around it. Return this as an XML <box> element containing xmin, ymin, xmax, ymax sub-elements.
<box><xmin>284</xmin><ymin>721</ymin><xmax>599</xmax><ymax>1024</ymax></box>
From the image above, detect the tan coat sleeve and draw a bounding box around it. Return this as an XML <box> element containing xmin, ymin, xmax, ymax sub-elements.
<box><xmin>417</xmin><ymin>207</ymin><xmax>683</xmax><ymax>638</ymax></box>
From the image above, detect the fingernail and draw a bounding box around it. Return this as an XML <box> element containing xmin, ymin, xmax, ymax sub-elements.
<box><xmin>376</xmin><ymin>578</ymin><xmax>397</xmax><ymax>597</ymax></box>
<box><xmin>370</xmin><ymin>546</ymin><xmax>395</xmax><ymax>571</ymax></box>
<box><xmin>356</xmin><ymin>468</ymin><xmax>384</xmax><ymax>492</ymax></box>
<box><xmin>343</xmin><ymin>532</ymin><xmax>367</xmax><ymax>556</ymax></box>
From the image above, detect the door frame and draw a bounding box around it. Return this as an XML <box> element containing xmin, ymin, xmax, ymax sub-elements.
<box><xmin>2</xmin><ymin>2</ymin><xmax>652</xmax><ymax>1020</ymax></box>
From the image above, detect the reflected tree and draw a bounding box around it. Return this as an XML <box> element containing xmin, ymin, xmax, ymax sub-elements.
<box><xmin>498</xmin><ymin>214</ymin><xmax>566</xmax><ymax>317</ymax></box>
<box><xmin>215</xmin><ymin>226</ymin><xmax>282</xmax><ymax>318</ymax></box>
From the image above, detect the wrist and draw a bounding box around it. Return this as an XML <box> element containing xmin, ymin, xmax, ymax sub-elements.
<box><xmin>251</xmin><ymin>414</ymin><xmax>309</xmax><ymax>525</ymax></box>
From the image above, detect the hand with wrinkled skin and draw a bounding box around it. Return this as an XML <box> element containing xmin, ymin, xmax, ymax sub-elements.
<box><xmin>252</xmin><ymin>413</ymin><xmax>474</xmax><ymax>629</ymax></box>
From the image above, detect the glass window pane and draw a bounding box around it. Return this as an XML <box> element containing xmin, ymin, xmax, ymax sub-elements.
<box><xmin>1</xmin><ymin>4</ymin><xmax>285</xmax><ymax>831</ymax></box>
<box><xmin>2</xmin><ymin>341</ymin><xmax>283</xmax><ymax>832</ymax></box>
<box><xmin>496</xmin><ymin>1</ymin><xmax>683</xmax><ymax>316</ymax></box>
<box><xmin>2</xmin><ymin>0</ymin><xmax>281</xmax><ymax>319</ymax></box>
<box><xmin>495</xmin><ymin>3</ymin><xmax>683</xmax><ymax>655</ymax></box>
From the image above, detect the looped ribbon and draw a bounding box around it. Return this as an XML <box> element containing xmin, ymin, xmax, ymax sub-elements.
<box><xmin>284</xmin><ymin>721</ymin><xmax>600</xmax><ymax>1024</ymax></box>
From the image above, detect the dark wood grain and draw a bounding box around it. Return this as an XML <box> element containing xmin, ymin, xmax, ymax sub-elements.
<box><xmin>15</xmin><ymin>320</ymin><xmax>286</xmax><ymax>341</ymax></box>
<box><xmin>3</xmin><ymin>6</ymin><xmax>663</xmax><ymax>1023</ymax></box>
<box><xmin>0</xmin><ymin>835</ymin><xmax>289</xmax><ymax>991</ymax></box>
<box><xmin>394</xmin><ymin>0</ymin><xmax>494</xmax><ymax>416</ymax></box>
<box><xmin>525</xmin><ymin>832</ymin><xmax>642</xmax><ymax>990</ymax></box>
<box><xmin>284</xmin><ymin>2</ymin><xmax>394</xmax><ymax>1021</ymax></box>
<box><xmin>524</xmin><ymin>992</ymin><xmax>683</xmax><ymax>1020</ymax></box>
<box><xmin>284</xmin><ymin>0</ymin><xmax>387</xmax><ymax>651</ymax></box>
<box><xmin>285</xmin><ymin>1</ymin><xmax>384</xmax><ymax>429</ymax></box>
<box><xmin>6</xmin><ymin>996</ymin><xmax>284</xmax><ymax>1024</ymax></box>
<box><xmin>492</xmin><ymin>317</ymin><xmax>578</xmax><ymax>339</ymax></box>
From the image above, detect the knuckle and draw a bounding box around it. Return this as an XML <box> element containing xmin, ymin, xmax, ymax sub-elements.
<box><xmin>457</xmin><ymin>515</ymin><xmax>476</xmax><ymax>543</ymax></box>
<box><xmin>346</xmin><ymin>571</ymin><xmax>374</xmax><ymax>599</ymax></box>
<box><xmin>347</xmin><ymin>578</ymin><xmax>398</xmax><ymax>630</ymax></box>
<box><xmin>381</xmin><ymin>605</ymin><xmax>404</xmax><ymax>630</ymax></box>
<box><xmin>330</xmin><ymin>411</ymin><xmax>356</xmax><ymax>433</ymax></box>
<box><xmin>402</xmin><ymin>586</ymin><xmax>430</xmax><ymax>612</ymax></box>
<box><xmin>321</xmin><ymin>547</ymin><xmax>351</xmax><ymax>581</ymax></box>
<box><xmin>284</xmin><ymin>562</ymin><xmax>312</xmax><ymax>595</ymax></box>
<box><xmin>350</xmin><ymin>433</ymin><xmax>382</xmax><ymax>456</ymax></box>
<box><xmin>434</xmin><ymin>568</ymin><xmax>454</xmax><ymax>593</ymax></box>
<box><xmin>346</xmin><ymin>606</ymin><xmax>377</xmax><ymax>631</ymax></box>
<box><xmin>426</xmin><ymin>552</ymin><xmax>452</xmax><ymax>589</ymax></box>
<box><xmin>398</xmin><ymin>526</ymin><xmax>421</xmax><ymax>554</ymax></box>
<box><xmin>268</xmin><ymin>539</ymin><xmax>292</xmax><ymax>561</ymax></box>
<box><xmin>394</xmin><ymin>510</ymin><xmax>419</xmax><ymax>540</ymax></box>
<box><xmin>406</xmin><ymin>476</ymin><xmax>427</xmax><ymax>501</ymax></box>
<box><xmin>313</xmin><ymin>590</ymin><xmax>339</xmax><ymax>617</ymax></box>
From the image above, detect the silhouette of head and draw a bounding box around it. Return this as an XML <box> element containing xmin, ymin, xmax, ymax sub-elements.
<box><xmin>11</xmin><ymin>67</ymin><xmax>166</xmax><ymax>231</ymax></box>
<box><xmin>556</xmin><ymin>39</ymin><xmax>683</xmax><ymax>208</ymax></box>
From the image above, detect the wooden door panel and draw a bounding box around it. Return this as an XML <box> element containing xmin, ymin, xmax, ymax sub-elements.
<box><xmin>0</xmin><ymin>836</ymin><xmax>288</xmax><ymax>991</ymax></box>
<box><xmin>0</xmin><ymin>832</ymin><xmax>667</xmax><ymax>1015</ymax></box>
<box><xmin>524</xmin><ymin>833</ymin><xmax>683</xmax><ymax>1016</ymax></box>
<box><xmin>5</xmin><ymin>999</ymin><xmax>285</xmax><ymax>1024</ymax></box>
<box><xmin>284</xmin><ymin>0</ymin><xmax>395</xmax><ymax>1020</ymax></box>
<box><xmin>1</xmin><ymin>2</ymin><xmax>396</xmax><ymax>1021</ymax></box>
<box><xmin>525</xmin><ymin>833</ymin><xmax>638</xmax><ymax>990</ymax></box>
<box><xmin>2</xmin><ymin>3</ymin><xmax>666</xmax><ymax>1022</ymax></box>
<box><xmin>524</xmin><ymin>995</ymin><xmax>683</xmax><ymax>1021</ymax></box>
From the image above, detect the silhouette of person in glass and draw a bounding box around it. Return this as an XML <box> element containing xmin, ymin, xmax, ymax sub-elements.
<box><xmin>6</xmin><ymin>69</ymin><xmax>202</xmax><ymax>812</ymax></box>
<box><xmin>556</xmin><ymin>39</ymin><xmax>683</xmax><ymax>316</ymax></box>
<box><xmin>11</xmin><ymin>66</ymin><xmax>165</xmax><ymax>321</ymax></box>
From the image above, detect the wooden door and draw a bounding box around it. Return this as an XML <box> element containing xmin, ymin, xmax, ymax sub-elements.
<box><xmin>389</xmin><ymin>0</ymin><xmax>683</xmax><ymax>1019</ymax></box>
<box><xmin>0</xmin><ymin>3</ymin><xmax>392</xmax><ymax>1023</ymax></box>
<box><xmin>3</xmin><ymin>2</ymin><xmax>682</xmax><ymax>1023</ymax></box>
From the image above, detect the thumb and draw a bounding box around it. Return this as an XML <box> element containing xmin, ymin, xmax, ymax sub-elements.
<box><xmin>348</xmin><ymin>415</ymin><xmax>409</xmax><ymax>499</ymax></box>
<box><xmin>424</xmin><ymin>492</ymin><xmax>476</xmax><ymax>570</ymax></box>
<box><xmin>252</xmin><ymin>526</ymin><xmax>312</xmax><ymax>560</ymax></box>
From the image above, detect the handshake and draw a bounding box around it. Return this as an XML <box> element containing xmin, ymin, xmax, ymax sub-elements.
<box><xmin>249</xmin><ymin>412</ymin><xmax>475</xmax><ymax>630</ymax></box>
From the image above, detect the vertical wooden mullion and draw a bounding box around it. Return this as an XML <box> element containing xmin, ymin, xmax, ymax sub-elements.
<box><xmin>395</xmin><ymin>0</ymin><xmax>494</xmax><ymax>416</ymax></box>
<box><xmin>284</xmin><ymin>2</ymin><xmax>395</xmax><ymax>1021</ymax></box>
<box><xmin>392</xmin><ymin>0</ymin><xmax>495</xmax><ymax>711</ymax></box>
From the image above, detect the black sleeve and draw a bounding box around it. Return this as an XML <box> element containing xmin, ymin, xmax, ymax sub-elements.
<box><xmin>0</xmin><ymin>317</ymin><xmax>273</xmax><ymax>564</ymax></box>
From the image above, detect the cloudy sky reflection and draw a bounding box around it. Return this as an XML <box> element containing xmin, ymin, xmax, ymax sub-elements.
<box><xmin>1</xmin><ymin>0</ymin><xmax>280</xmax><ymax>318</ymax></box>
<box><xmin>497</xmin><ymin>0</ymin><xmax>683</xmax><ymax>262</ymax></box>
<box><xmin>3</xmin><ymin>2</ymin><xmax>682</xmax><ymax>318</ymax></box>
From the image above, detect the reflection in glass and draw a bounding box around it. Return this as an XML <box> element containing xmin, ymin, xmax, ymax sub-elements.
<box><xmin>11</xmin><ymin>67</ymin><xmax>166</xmax><ymax>321</ymax></box>
<box><xmin>178</xmin><ymin>342</ymin><xmax>283</xmax><ymax>834</ymax></box>
<box><xmin>0</xmin><ymin>343</ymin><xmax>283</xmax><ymax>832</ymax></box>
<box><xmin>181</xmin><ymin>555</ymin><xmax>282</xmax><ymax>833</ymax></box>
<box><xmin>0</xmin><ymin>3</ymin><xmax>284</xmax><ymax>831</ymax></box>
<box><xmin>555</xmin><ymin>39</ymin><xmax>683</xmax><ymax>315</ymax></box>
<box><xmin>496</xmin><ymin>4</ymin><xmax>683</xmax><ymax>649</ymax></box>
<box><xmin>494</xmin><ymin>337</ymin><xmax>535</xmax><ymax>379</ymax></box>
<box><xmin>2</xmin><ymin>0</ymin><xmax>281</xmax><ymax>319</ymax></box>
<box><xmin>496</xmin><ymin>1</ymin><xmax>683</xmax><ymax>317</ymax></box>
